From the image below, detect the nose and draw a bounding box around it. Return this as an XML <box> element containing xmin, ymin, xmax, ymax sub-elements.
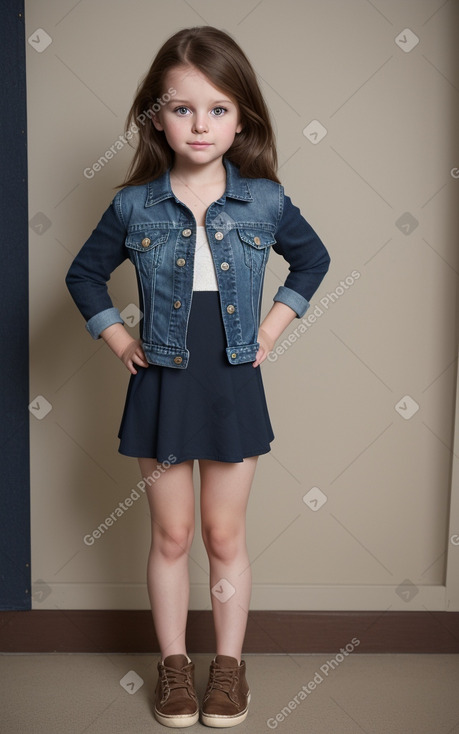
<box><xmin>193</xmin><ymin>113</ymin><xmax>208</xmax><ymax>133</ymax></box>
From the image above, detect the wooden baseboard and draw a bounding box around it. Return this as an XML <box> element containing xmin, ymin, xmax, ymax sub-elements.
<box><xmin>1</xmin><ymin>610</ymin><xmax>458</xmax><ymax>653</ymax></box>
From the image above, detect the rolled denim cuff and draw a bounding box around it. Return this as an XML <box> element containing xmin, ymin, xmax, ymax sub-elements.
<box><xmin>273</xmin><ymin>285</ymin><xmax>310</xmax><ymax>318</ymax></box>
<box><xmin>86</xmin><ymin>307</ymin><xmax>124</xmax><ymax>339</ymax></box>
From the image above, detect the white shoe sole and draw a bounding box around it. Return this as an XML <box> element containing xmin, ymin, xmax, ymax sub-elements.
<box><xmin>201</xmin><ymin>692</ymin><xmax>251</xmax><ymax>728</ymax></box>
<box><xmin>154</xmin><ymin>708</ymin><xmax>199</xmax><ymax>728</ymax></box>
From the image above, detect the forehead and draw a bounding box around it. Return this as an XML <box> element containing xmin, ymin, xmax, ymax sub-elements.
<box><xmin>164</xmin><ymin>65</ymin><xmax>232</xmax><ymax>101</ymax></box>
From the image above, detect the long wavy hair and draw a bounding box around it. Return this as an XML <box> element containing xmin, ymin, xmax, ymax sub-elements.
<box><xmin>120</xmin><ymin>26</ymin><xmax>279</xmax><ymax>186</ymax></box>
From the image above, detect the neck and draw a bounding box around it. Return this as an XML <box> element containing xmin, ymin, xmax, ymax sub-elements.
<box><xmin>170</xmin><ymin>157</ymin><xmax>226</xmax><ymax>187</ymax></box>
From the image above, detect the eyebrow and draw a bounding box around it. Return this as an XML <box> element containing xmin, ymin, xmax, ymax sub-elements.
<box><xmin>168</xmin><ymin>99</ymin><xmax>234</xmax><ymax>106</ymax></box>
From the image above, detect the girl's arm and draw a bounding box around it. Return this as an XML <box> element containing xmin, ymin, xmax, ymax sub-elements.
<box><xmin>67</xmin><ymin>194</ymin><xmax>149</xmax><ymax>374</ymax></box>
<box><xmin>66</xmin><ymin>195</ymin><xmax>129</xmax><ymax>341</ymax></box>
<box><xmin>253</xmin><ymin>190</ymin><xmax>331</xmax><ymax>367</ymax></box>
<box><xmin>270</xmin><ymin>193</ymin><xmax>330</xmax><ymax>322</ymax></box>
<box><xmin>100</xmin><ymin>322</ymin><xmax>149</xmax><ymax>375</ymax></box>
<box><xmin>253</xmin><ymin>301</ymin><xmax>296</xmax><ymax>367</ymax></box>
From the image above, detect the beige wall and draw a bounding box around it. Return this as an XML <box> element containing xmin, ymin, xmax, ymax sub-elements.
<box><xmin>27</xmin><ymin>0</ymin><xmax>459</xmax><ymax>611</ymax></box>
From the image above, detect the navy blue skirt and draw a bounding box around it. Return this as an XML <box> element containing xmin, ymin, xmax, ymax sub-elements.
<box><xmin>118</xmin><ymin>291</ymin><xmax>274</xmax><ymax>463</ymax></box>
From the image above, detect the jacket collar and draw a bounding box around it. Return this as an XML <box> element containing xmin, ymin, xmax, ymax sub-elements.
<box><xmin>144</xmin><ymin>158</ymin><xmax>253</xmax><ymax>207</ymax></box>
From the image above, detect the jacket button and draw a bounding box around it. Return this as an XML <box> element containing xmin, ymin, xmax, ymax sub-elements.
<box><xmin>253</xmin><ymin>236</ymin><xmax>261</xmax><ymax>245</ymax></box>
<box><xmin>226</xmin><ymin>304</ymin><xmax>235</xmax><ymax>314</ymax></box>
<box><xmin>141</xmin><ymin>237</ymin><xmax>151</xmax><ymax>247</ymax></box>
<box><xmin>182</xmin><ymin>228</ymin><xmax>192</xmax><ymax>237</ymax></box>
<box><xmin>231</xmin><ymin>352</ymin><xmax>237</xmax><ymax>359</ymax></box>
<box><xmin>214</xmin><ymin>231</ymin><xmax>224</xmax><ymax>241</ymax></box>
<box><xmin>220</xmin><ymin>262</ymin><xmax>229</xmax><ymax>270</ymax></box>
<box><xmin>173</xmin><ymin>300</ymin><xmax>181</xmax><ymax>309</ymax></box>
<box><xmin>176</xmin><ymin>258</ymin><xmax>186</xmax><ymax>267</ymax></box>
<box><xmin>174</xmin><ymin>356</ymin><xmax>183</xmax><ymax>364</ymax></box>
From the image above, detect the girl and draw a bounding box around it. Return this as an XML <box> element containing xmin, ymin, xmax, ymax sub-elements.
<box><xmin>66</xmin><ymin>26</ymin><xmax>330</xmax><ymax>729</ymax></box>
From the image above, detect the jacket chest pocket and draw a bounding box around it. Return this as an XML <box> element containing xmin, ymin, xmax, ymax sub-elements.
<box><xmin>237</xmin><ymin>229</ymin><xmax>276</xmax><ymax>272</ymax></box>
<box><xmin>125</xmin><ymin>230</ymin><xmax>170</xmax><ymax>271</ymax></box>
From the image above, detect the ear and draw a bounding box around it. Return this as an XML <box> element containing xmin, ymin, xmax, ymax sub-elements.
<box><xmin>152</xmin><ymin>113</ymin><xmax>164</xmax><ymax>132</ymax></box>
<box><xmin>235</xmin><ymin>122</ymin><xmax>243</xmax><ymax>134</ymax></box>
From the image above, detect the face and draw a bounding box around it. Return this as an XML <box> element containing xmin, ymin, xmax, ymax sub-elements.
<box><xmin>152</xmin><ymin>65</ymin><xmax>243</xmax><ymax>171</ymax></box>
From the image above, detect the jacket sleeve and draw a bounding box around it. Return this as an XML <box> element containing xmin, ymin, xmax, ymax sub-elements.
<box><xmin>65</xmin><ymin>193</ymin><xmax>129</xmax><ymax>339</ymax></box>
<box><xmin>272</xmin><ymin>191</ymin><xmax>330</xmax><ymax>318</ymax></box>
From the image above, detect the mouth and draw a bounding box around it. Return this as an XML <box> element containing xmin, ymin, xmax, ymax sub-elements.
<box><xmin>188</xmin><ymin>142</ymin><xmax>212</xmax><ymax>148</ymax></box>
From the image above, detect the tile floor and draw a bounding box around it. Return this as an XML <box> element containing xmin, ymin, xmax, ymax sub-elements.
<box><xmin>1</xmin><ymin>653</ymin><xmax>458</xmax><ymax>733</ymax></box>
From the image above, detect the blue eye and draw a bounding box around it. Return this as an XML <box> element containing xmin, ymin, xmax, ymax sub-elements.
<box><xmin>175</xmin><ymin>107</ymin><xmax>190</xmax><ymax>116</ymax></box>
<box><xmin>212</xmin><ymin>107</ymin><xmax>227</xmax><ymax>117</ymax></box>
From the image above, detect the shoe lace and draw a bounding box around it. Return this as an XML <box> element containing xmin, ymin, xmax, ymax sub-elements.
<box><xmin>160</xmin><ymin>665</ymin><xmax>194</xmax><ymax>701</ymax></box>
<box><xmin>208</xmin><ymin>665</ymin><xmax>238</xmax><ymax>695</ymax></box>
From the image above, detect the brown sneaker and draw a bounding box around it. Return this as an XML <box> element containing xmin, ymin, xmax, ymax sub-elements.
<box><xmin>201</xmin><ymin>655</ymin><xmax>251</xmax><ymax>728</ymax></box>
<box><xmin>154</xmin><ymin>654</ymin><xmax>199</xmax><ymax>728</ymax></box>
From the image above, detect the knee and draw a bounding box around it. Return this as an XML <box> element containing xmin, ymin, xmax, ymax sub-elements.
<box><xmin>202</xmin><ymin>525</ymin><xmax>243</xmax><ymax>563</ymax></box>
<box><xmin>153</xmin><ymin>525</ymin><xmax>194</xmax><ymax>562</ymax></box>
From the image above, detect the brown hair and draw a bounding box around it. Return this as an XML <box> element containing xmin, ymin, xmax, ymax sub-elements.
<box><xmin>119</xmin><ymin>26</ymin><xmax>280</xmax><ymax>187</ymax></box>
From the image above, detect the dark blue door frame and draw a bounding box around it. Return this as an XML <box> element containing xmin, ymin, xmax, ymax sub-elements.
<box><xmin>0</xmin><ymin>0</ymin><xmax>31</xmax><ymax>609</ymax></box>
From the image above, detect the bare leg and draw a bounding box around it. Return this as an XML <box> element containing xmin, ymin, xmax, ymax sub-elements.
<box><xmin>199</xmin><ymin>457</ymin><xmax>258</xmax><ymax>663</ymax></box>
<box><xmin>139</xmin><ymin>457</ymin><xmax>195</xmax><ymax>661</ymax></box>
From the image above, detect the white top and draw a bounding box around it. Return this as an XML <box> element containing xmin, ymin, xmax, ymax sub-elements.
<box><xmin>193</xmin><ymin>226</ymin><xmax>219</xmax><ymax>291</ymax></box>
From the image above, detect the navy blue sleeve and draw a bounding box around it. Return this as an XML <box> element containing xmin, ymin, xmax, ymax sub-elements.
<box><xmin>272</xmin><ymin>193</ymin><xmax>330</xmax><ymax>317</ymax></box>
<box><xmin>65</xmin><ymin>196</ymin><xmax>129</xmax><ymax>336</ymax></box>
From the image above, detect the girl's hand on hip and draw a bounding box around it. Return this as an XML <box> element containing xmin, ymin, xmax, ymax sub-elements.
<box><xmin>253</xmin><ymin>327</ymin><xmax>275</xmax><ymax>367</ymax></box>
<box><xmin>100</xmin><ymin>323</ymin><xmax>149</xmax><ymax>374</ymax></box>
<box><xmin>253</xmin><ymin>302</ymin><xmax>297</xmax><ymax>367</ymax></box>
<box><xmin>120</xmin><ymin>338</ymin><xmax>149</xmax><ymax>374</ymax></box>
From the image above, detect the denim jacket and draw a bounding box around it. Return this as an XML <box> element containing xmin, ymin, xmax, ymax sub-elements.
<box><xmin>66</xmin><ymin>158</ymin><xmax>330</xmax><ymax>368</ymax></box>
